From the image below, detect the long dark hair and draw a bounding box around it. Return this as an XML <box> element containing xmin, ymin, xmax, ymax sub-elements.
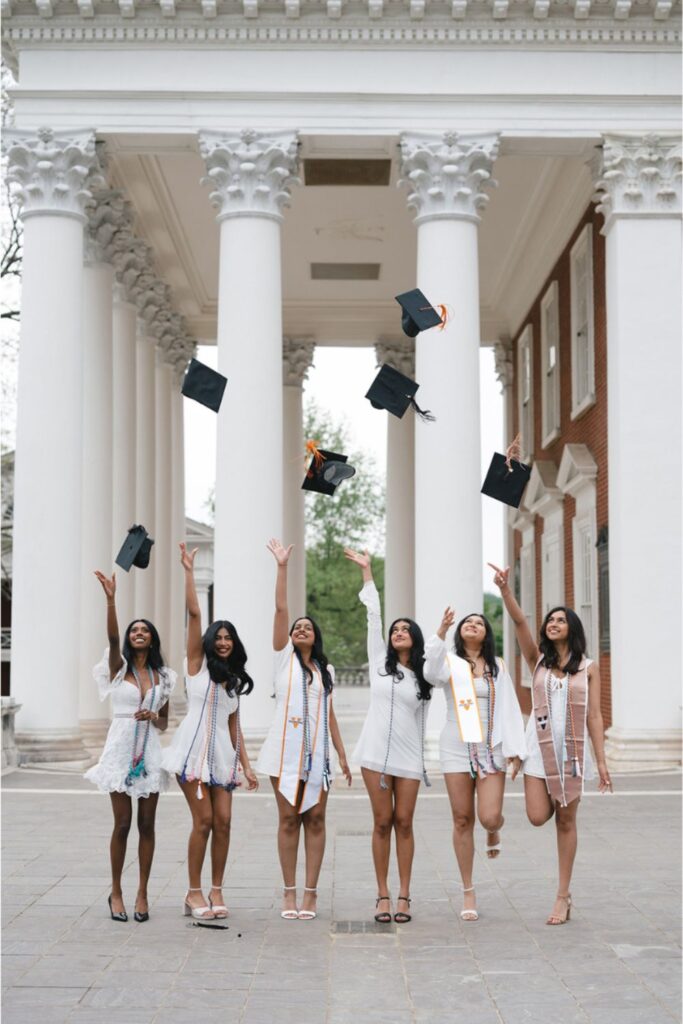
<box><xmin>122</xmin><ymin>619</ymin><xmax>165</xmax><ymax>673</ymax></box>
<box><xmin>202</xmin><ymin>620</ymin><xmax>254</xmax><ymax>696</ymax></box>
<box><xmin>290</xmin><ymin>617</ymin><xmax>334</xmax><ymax>694</ymax></box>
<box><xmin>383</xmin><ymin>618</ymin><xmax>432</xmax><ymax>701</ymax></box>
<box><xmin>539</xmin><ymin>606</ymin><xmax>586</xmax><ymax>676</ymax></box>
<box><xmin>454</xmin><ymin>613</ymin><xmax>499</xmax><ymax>679</ymax></box>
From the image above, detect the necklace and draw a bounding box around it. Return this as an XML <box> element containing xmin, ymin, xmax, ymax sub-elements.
<box><xmin>125</xmin><ymin>664</ymin><xmax>156</xmax><ymax>788</ymax></box>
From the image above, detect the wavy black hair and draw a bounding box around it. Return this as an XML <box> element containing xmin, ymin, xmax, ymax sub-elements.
<box><xmin>290</xmin><ymin>617</ymin><xmax>334</xmax><ymax>694</ymax></box>
<box><xmin>539</xmin><ymin>606</ymin><xmax>586</xmax><ymax>676</ymax></box>
<box><xmin>383</xmin><ymin>618</ymin><xmax>432</xmax><ymax>701</ymax></box>
<box><xmin>454</xmin><ymin>613</ymin><xmax>499</xmax><ymax>679</ymax></box>
<box><xmin>122</xmin><ymin>619</ymin><xmax>165</xmax><ymax>673</ymax></box>
<box><xmin>202</xmin><ymin>620</ymin><xmax>254</xmax><ymax>696</ymax></box>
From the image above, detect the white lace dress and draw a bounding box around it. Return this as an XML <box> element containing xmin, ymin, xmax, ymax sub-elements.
<box><xmin>84</xmin><ymin>650</ymin><xmax>177</xmax><ymax>798</ymax></box>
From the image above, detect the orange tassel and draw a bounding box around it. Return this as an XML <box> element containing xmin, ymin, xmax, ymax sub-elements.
<box><xmin>304</xmin><ymin>440</ymin><xmax>326</xmax><ymax>478</ymax></box>
<box><xmin>436</xmin><ymin>304</ymin><xmax>450</xmax><ymax>330</ymax></box>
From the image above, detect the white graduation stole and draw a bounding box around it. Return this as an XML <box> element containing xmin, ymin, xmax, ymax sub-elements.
<box><xmin>446</xmin><ymin>653</ymin><xmax>485</xmax><ymax>744</ymax></box>
<box><xmin>277</xmin><ymin>654</ymin><xmax>325</xmax><ymax>814</ymax></box>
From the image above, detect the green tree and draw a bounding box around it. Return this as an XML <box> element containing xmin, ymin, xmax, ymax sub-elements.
<box><xmin>484</xmin><ymin>591</ymin><xmax>503</xmax><ymax>652</ymax></box>
<box><xmin>304</xmin><ymin>401</ymin><xmax>385</xmax><ymax>666</ymax></box>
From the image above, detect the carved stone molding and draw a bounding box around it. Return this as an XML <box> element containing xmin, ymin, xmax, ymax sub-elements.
<box><xmin>199</xmin><ymin>128</ymin><xmax>300</xmax><ymax>223</ymax></box>
<box><xmin>3</xmin><ymin>127</ymin><xmax>100</xmax><ymax>222</ymax></box>
<box><xmin>282</xmin><ymin>336</ymin><xmax>315</xmax><ymax>386</ymax></box>
<box><xmin>398</xmin><ymin>131</ymin><xmax>500</xmax><ymax>225</ymax></box>
<box><xmin>493</xmin><ymin>337</ymin><xmax>513</xmax><ymax>391</ymax></box>
<box><xmin>84</xmin><ymin>188</ymin><xmax>133</xmax><ymax>265</ymax></box>
<box><xmin>593</xmin><ymin>133</ymin><xmax>682</xmax><ymax>230</ymax></box>
<box><xmin>375</xmin><ymin>337</ymin><xmax>415</xmax><ymax>377</ymax></box>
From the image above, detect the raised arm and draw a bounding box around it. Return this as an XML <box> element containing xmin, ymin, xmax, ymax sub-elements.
<box><xmin>94</xmin><ymin>571</ymin><xmax>124</xmax><ymax>680</ymax></box>
<box><xmin>267</xmin><ymin>538</ymin><xmax>293</xmax><ymax>652</ymax></box>
<box><xmin>343</xmin><ymin>548</ymin><xmax>384</xmax><ymax>666</ymax></box>
<box><xmin>180</xmin><ymin>543</ymin><xmax>204</xmax><ymax>674</ymax></box>
<box><xmin>488</xmin><ymin>562</ymin><xmax>540</xmax><ymax>675</ymax></box>
<box><xmin>423</xmin><ymin>606</ymin><xmax>456</xmax><ymax>688</ymax></box>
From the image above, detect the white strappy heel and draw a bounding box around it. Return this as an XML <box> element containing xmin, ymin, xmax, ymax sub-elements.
<box><xmin>298</xmin><ymin>887</ymin><xmax>317</xmax><ymax>921</ymax></box>
<box><xmin>281</xmin><ymin>885</ymin><xmax>298</xmax><ymax>920</ymax></box>
<box><xmin>460</xmin><ymin>886</ymin><xmax>479</xmax><ymax>922</ymax></box>
<box><xmin>183</xmin><ymin>888</ymin><xmax>216</xmax><ymax>920</ymax></box>
<box><xmin>208</xmin><ymin>884</ymin><xmax>229</xmax><ymax>919</ymax></box>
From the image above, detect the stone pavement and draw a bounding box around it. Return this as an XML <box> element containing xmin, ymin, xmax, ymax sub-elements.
<box><xmin>2</xmin><ymin>758</ymin><xmax>681</xmax><ymax>1024</ymax></box>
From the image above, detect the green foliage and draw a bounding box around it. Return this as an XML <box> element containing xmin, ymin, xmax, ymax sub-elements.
<box><xmin>484</xmin><ymin>592</ymin><xmax>503</xmax><ymax>652</ymax></box>
<box><xmin>307</xmin><ymin>551</ymin><xmax>384</xmax><ymax>667</ymax></box>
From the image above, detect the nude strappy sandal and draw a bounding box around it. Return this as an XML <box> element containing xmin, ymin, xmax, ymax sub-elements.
<box><xmin>183</xmin><ymin>888</ymin><xmax>216</xmax><ymax>920</ymax></box>
<box><xmin>208</xmin><ymin>884</ymin><xmax>229</xmax><ymax>919</ymax></box>
<box><xmin>281</xmin><ymin>885</ymin><xmax>299</xmax><ymax>920</ymax></box>
<box><xmin>297</xmin><ymin>887</ymin><xmax>317</xmax><ymax>920</ymax></box>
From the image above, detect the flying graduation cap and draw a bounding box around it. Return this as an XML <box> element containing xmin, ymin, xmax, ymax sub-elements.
<box><xmin>181</xmin><ymin>358</ymin><xmax>228</xmax><ymax>413</ymax></box>
<box><xmin>365</xmin><ymin>363</ymin><xmax>435</xmax><ymax>422</ymax></box>
<box><xmin>395</xmin><ymin>289</ymin><xmax>446</xmax><ymax>338</ymax></box>
<box><xmin>302</xmin><ymin>445</ymin><xmax>356</xmax><ymax>496</ymax></box>
<box><xmin>115</xmin><ymin>524</ymin><xmax>155</xmax><ymax>572</ymax></box>
<box><xmin>481</xmin><ymin>435</ymin><xmax>531</xmax><ymax>508</ymax></box>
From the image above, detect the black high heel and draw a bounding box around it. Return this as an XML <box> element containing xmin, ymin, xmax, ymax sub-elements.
<box><xmin>133</xmin><ymin>910</ymin><xmax>149</xmax><ymax>923</ymax></box>
<box><xmin>108</xmin><ymin>894</ymin><xmax>128</xmax><ymax>922</ymax></box>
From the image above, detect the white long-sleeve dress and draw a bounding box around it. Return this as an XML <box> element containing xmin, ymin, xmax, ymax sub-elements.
<box><xmin>84</xmin><ymin>650</ymin><xmax>176</xmax><ymax>798</ymax></box>
<box><xmin>352</xmin><ymin>582</ymin><xmax>427</xmax><ymax>781</ymax></box>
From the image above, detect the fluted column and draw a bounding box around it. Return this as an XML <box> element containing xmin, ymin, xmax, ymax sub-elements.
<box><xmin>594</xmin><ymin>135</ymin><xmax>682</xmax><ymax>770</ymax></box>
<box><xmin>494</xmin><ymin>337</ymin><xmax>515</xmax><ymax>671</ymax></box>
<box><xmin>5</xmin><ymin>128</ymin><xmax>100</xmax><ymax>763</ymax></box>
<box><xmin>154</xmin><ymin>352</ymin><xmax>174</xmax><ymax>652</ymax></box>
<box><xmin>135</xmin><ymin>317</ymin><xmax>157</xmax><ymax>620</ymax></box>
<box><xmin>282</xmin><ymin>336</ymin><xmax>315</xmax><ymax>618</ymax></box>
<box><xmin>111</xmin><ymin>281</ymin><xmax>138</xmax><ymax>631</ymax></box>
<box><xmin>399</xmin><ymin>131</ymin><xmax>498</xmax><ymax>635</ymax></box>
<box><xmin>199</xmin><ymin>128</ymin><xmax>300</xmax><ymax>736</ymax></box>
<box><xmin>375</xmin><ymin>338</ymin><xmax>416</xmax><ymax>628</ymax></box>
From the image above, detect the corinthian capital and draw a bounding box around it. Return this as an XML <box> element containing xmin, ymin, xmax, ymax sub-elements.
<box><xmin>199</xmin><ymin>128</ymin><xmax>300</xmax><ymax>222</ymax></box>
<box><xmin>593</xmin><ymin>134</ymin><xmax>682</xmax><ymax>230</ymax></box>
<box><xmin>4</xmin><ymin>127</ymin><xmax>100</xmax><ymax>222</ymax></box>
<box><xmin>375</xmin><ymin>337</ymin><xmax>415</xmax><ymax>378</ymax></box>
<box><xmin>398</xmin><ymin>131</ymin><xmax>499</xmax><ymax>225</ymax></box>
<box><xmin>282</xmin><ymin>336</ymin><xmax>315</xmax><ymax>387</ymax></box>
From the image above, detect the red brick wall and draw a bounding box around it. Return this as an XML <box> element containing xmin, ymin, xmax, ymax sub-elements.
<box><xmin>511</xmin><ymin>205</ymin><xmax>611</xmax><ymax>726</ymax></box>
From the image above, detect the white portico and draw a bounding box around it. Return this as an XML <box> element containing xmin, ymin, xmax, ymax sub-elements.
<box><xmin>2</xmin><ymin>0</ymin><xmax>681</xmax><ymax>767</ymax></box>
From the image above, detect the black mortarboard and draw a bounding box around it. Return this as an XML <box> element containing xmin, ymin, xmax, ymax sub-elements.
<box><xmin>115</xmin><ymin>524</ymin><xmax>155</xmax><ymax>572</ymax></box>
<box><xmin>302</xmin><ymin>449</ymin><xmax>356</xmax><ymax>496</ymax></box>
<box><xmin>395</xmin><ymin>288</ymin><xmax>444</xmax><ymax>338</ymax></box>
<box><xmin>181</xmin><ymin>358</ymin><xmax>227</xmax><ymax>413</ymax></box>
<box><xmin>481</xmin><ymin>453</ymin><xmax>531</xmax><ymax>509</ymax></box>
<box><xmin>365</xmin><ymin>363</ymin><xmax>435</xmax><ymax>422</ymax></box>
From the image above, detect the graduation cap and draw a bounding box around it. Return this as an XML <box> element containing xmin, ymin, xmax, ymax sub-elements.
<box><xmin>302</xmin><ymin>447</ymin><xmax>356</xmax><ymax>496</ymax></box>
<box><xmin>115</xmin><ymin>525</ymin><xmax>155</xmax><ymax>572</ymax></box>
<box><xmin>481</xmin><ymin>452</ymin><xmax>531</xmax><ymax>509</ymax></box>
<box><xmin>395</xmin><ymin>288</ymin><xmax>445</xmax><ymax>338</ymax></box>
<box><xmin>365</xmin><ymin>363</ymin><xmax>435</xmax><ymax>422</ymax></box>
<box><xmin>181</xmin><ymin>358</ymin><xmax>227</xmax><ymax>413</ymax></box>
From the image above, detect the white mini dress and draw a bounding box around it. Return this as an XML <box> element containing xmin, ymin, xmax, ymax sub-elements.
<box><xmin>162</xmin><ymin>658</ymin><xmax>240</xmax><ymax>786</ymax></box>
<box><xmin>523</xmin><ymin>662</ymin><xmax>595</xmax><ymax>781</ymax></box>
<box><xmin>84</xmin><ymin>650</ymin><xmax>176</xmax><ymax>798</ymax></box>
<box><xmin>352</xmin><ymin>582</ymin><xmax>426</xmax><ymax>781</ymax></box>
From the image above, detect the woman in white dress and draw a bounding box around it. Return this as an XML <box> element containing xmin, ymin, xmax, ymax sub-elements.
<box><xmin>423</xmin><ymin>607</ymin><xmax>526</xmax><ymax>922</ymax></box>
<box><xmin>257</xmin><ymin>539</ymin><xmax>351</xmax><ymax>922</ymax></box>
<box><xmin>489</xmin><ymin>562</ymin><xmax>613</xmax><ymax>925</ymax></box>
<box><xmin>344</xmin><ymin>548</ymin><xmax>432</xmax><ymax>925</ymax></box>
<box><xmin>162</xmin><ymin>544</ymin><xmax>259</xmax><ymax>922</ymax></box>
<box><xmin>86</xmin><ymin>570</ymin><xmax>176</xmax><ymax>923</ymax></box>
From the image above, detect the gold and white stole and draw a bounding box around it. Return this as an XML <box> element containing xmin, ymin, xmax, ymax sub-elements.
<box><xmin>446</xmin><ymin>653</ymin><xmax>485</xmax><ymax>743</ymax></box>
<box><xmin>277</xmin><ymin>654</ymin><xmax>324</xmax><ymax>814</ymax></box>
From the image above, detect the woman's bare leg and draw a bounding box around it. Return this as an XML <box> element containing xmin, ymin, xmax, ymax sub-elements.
<box><xmin>392</xmin><ymin>777</ymin><xmax>420</xmax><ymax>916</ymax></box>
<box><xmin>135</xmin><ymin>793</ymin><xmax>159</xmax><ymax>914</ymax></box>
<box><xmin>271</xmin><ymin>778</ymin><xmax>303</xmax><ymax>915</ymax></box>
<box><xmin>208</xmin><ymin>785</ymin><xmax>233</xmax><ymax>915</ymax></box>
<box><xmin>109</xmin><ymin>792</ymin><xmax>132</xmax><ymax>915</ymax></box>
<box><xmin>549</xmin><ymin>798</ymin><xmax>580</xmax><ymax>923</ymax></box>
<box><xmin>177</xmin><ymin>777</ymin><xmax>214</xmax><ymax>910</ymax></box>
<box><xmin>475</xmin><ymin>771</ymin><xmax>506</xmax><ymax>858</ymax></box>
<box><xmin>444</xmin><ymin>773</ymin><xmax>477</xmax><ymax>914</ymax></box>
<box><xmin>361</xmin><ymin>768</ymin><xmax>395</xmax><ymax>918</ymax></box>
<box><xmin>300</xmin><ymin>788</ymin><xmax>330</xmax><ymax>915</ymax></box>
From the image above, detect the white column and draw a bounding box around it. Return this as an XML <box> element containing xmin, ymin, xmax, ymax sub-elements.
<box><xmin>594</xmin><ymin>134</ymin><xmax>682</xmax><ymax>770</ymax></box>
<box><xmin>78</xmin><ymin>204</ymin><xmax>118</xmax><ymax>744</ymax></box>
<box><xmin>153</xmin><ymin>353</ymin><xmax>173</xmax><ymax>650</ymax></box>
<box><xmin>494</xmin><ymin>337</ymin><xmax>516</xmax><ymax>670</ymax></box>
<box><xmin>199</xmin><ymin>128</ymin><xmax>299</xmax><ymax>737</ymax></box>
<box><xmin>6</xmin><ymin>128</ymin><xmax>99</xmax><ymax>763</ymax></box>
<box><xmin>399</xmin><ymin>132</ymin><xmax>499</xmax><ymax>636</ymax></box>
<box><xmin>111</xmin><ymin>282</ymin><xmax>138</xmax><ymax>631</ymax></box>
<box><xmin>375</xmin><ymin>338</ymin><xmax>416</xmax><ymax>627</ymax></box>
<box><xmin>169</xmin><ymin>381</ymin><xmax>187</xmax><ymax>686</ymax></box>
<box><xmin>282</xmin><ymin>336</ymin><xmax>315</xmax><ymax>618</ymax></box>
<box><xmin>135</xmin><ymin>319</ymin><xmax>157</xmax><ymax>620</ymax></box>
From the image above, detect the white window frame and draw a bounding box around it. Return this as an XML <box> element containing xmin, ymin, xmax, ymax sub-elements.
<box><xmin>541</xmin><ymin>512</ymin><xmax>565</xmax><ymax>615</ymax></box>
<box><xmin>520</xmin><ymin>528</ymin><xmax>536</xmax><ymax>687</ymax></box>
<box><xmin>572</xmin><ymin>502</ymin><xmax>599</xmax><ymax>662</ymax></box>
<box><xmin>540</xmin><ymin>280</ymin><xmax>561</xmax><ymax>447</ymax></box>
<box><xmin>570</xmin><ymin>224</ymin><xmax>595</xmax><ymax>420</ymax></box>
<box><xmin>517</xmin><ymin>325</ymin><xmax>534</xmax><ymax>463</ymax></box>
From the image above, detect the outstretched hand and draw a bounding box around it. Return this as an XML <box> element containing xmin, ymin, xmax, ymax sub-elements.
<box><xmin>437</xmin><ymin>606</ymin><xmax>456</xmax><ymax>641</ymax></box>
<box><xmin>179</xmin><ymin>542</ymin><xmax>198</xmax><ymax>572</ymax></box>
<box><xmin>488</xmin><ymin>562</ymin><xmax>510</xmax><ymax>590</ymax></box>
<box><xmin>266</xmin><ymin>538</ymin><xmax>293</xmax><ymax>566</ymax></box>
<box><xmin>94</xmin><ymin>570</ymin><xmax>116</xmax><ymax>600</ymax></box>
<box><xmin>343</xmin><ymin>548</ymin><xmax>371</xmax><ymax>571</ymax></box>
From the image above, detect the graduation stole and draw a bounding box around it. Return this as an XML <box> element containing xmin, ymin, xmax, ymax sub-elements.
<box><xmin>277</xmin><ymin>653</ymin><xmax>324</xmax><ymax>814</ymax></box>
<box><xmin>531</xmin><ymin>657</ymin><xmax>588</xmax><ymax>808</ymax></box>
<box><xmin>446</xmin><ymin>653</ymin><xmax>485</xmax><ymax>743</ymax></box>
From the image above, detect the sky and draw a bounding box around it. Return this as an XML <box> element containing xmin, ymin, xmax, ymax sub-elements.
<box><xmin>184</xmin><ymin>345</ymin><xmax>505</xmax><ymax>592</ymax></box>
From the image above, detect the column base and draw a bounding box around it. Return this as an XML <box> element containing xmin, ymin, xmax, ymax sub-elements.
<box><xmin>16</xmin><ymin>728</ymin><xmax>92</xmax><ymax>771</ymax></box>
<box><xmin>604</xmin><ymin>726</ymin><xmax>682</xmax><ymax>773</ymax></box>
